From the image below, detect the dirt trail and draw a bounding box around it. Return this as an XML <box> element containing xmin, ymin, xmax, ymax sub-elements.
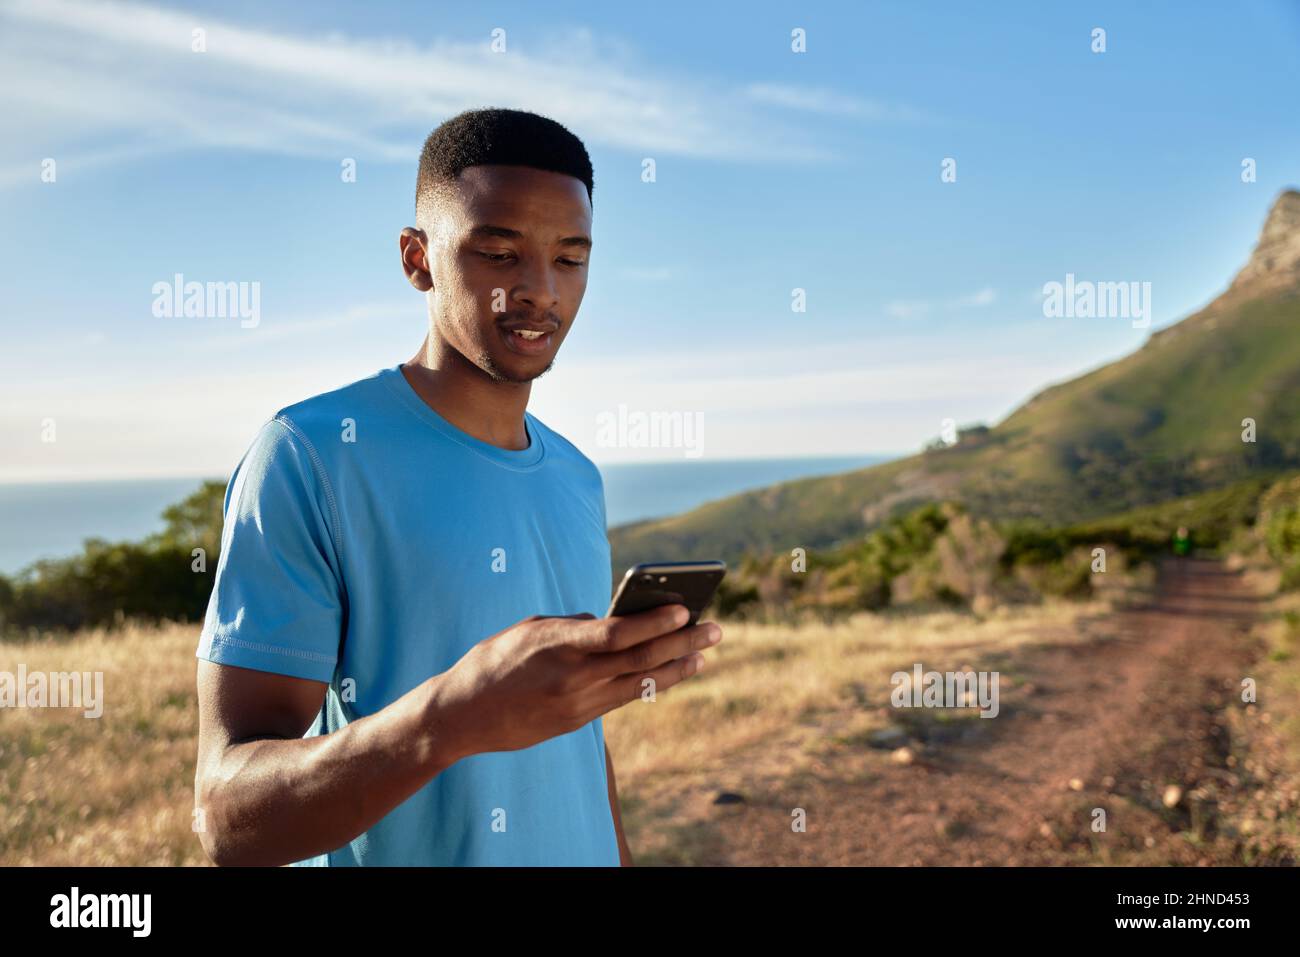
<box><xmin>706</xmin><ymin>557</ymin><xmax>1267</xmax><ymax>865</ymax></box>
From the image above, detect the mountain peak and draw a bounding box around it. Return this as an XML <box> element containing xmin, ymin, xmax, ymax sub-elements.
<box><xmin>1229</xmin><ymin>188</ymin><xmax>1300</xmax><ymax>295</ymax></box>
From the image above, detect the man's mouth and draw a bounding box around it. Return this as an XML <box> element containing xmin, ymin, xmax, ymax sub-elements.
<box><xmin>500</xmin><ymin>323</ymin><xmax>557</xmax><ymax>356</ymax></box>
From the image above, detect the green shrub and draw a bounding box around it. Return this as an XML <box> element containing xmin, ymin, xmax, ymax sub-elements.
<box><xmin>0</xmin><ymin>481</ymin><xmax>225</xmax><ymax>634</ymax></box>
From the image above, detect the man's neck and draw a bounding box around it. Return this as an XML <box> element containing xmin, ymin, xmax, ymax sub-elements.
<box><xmin>400</xmin><ymin>334</ymin><xmax>533</xmax><ymax>450</ymax></box>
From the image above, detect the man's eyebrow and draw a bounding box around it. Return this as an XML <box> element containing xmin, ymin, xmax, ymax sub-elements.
<box><xmin>470</xmin><ymin>223</ymin><xmax>525</xmax><ymax>240</ymax></box>
<box><xmin>468</xmin><ymin>224</ymin><xmax>591</xmax><ymax>249</ymax></box>
<box><xmin>468</xmin><ymin>224</ymin><xmax>524</xmax><ymax>241</ymax></box>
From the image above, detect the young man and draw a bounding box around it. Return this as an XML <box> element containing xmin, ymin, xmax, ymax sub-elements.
<box><xmin>193</xmin><ymin>108</ymin><xmax>723</xmax><ymax>866</ymax></box>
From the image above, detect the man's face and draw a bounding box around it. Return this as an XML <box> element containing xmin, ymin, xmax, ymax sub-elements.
<box><xmin>405</xmin><ymin>165</ymin><xmax>592</xmax><ymax>383</ymax></box>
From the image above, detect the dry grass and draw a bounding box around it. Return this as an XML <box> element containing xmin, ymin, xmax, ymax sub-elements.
<box><xmin>12</xmin><ymin>592</ymin><xmax>1262</xmax><ymax>866</ymax></box>
<box><xmin>0</xmin><ymin>620</ymin><xmax>207</xmax><ymax>865</ymax></box>
<box><xmin>1215</xmin><ymin>565</ymin><xmax>1300</xmax><ymax>864</ymax></box>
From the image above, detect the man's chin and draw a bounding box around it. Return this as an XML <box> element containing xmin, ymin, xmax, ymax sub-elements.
<box><xmin>483</xmin><ymin>354</ymin><xmax>554</xmax><ymax>383</ymax></box>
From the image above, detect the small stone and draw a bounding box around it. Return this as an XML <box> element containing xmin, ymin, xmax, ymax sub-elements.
<box><xmin>867</xmin><ymin>726</ymin><xmax>909</xmax><ymax>750</ymax></box>
<box><xmin>1162</xmin><ymin>785</ymin><xmax>1183</xmax><ymax>808</ymax></box>
<box><xmin>1068</xmin><ymin>777</ymin><xmax>1084</xmax><ymax>791</ymax></box>
<box><xmin>891</xmin><ymin>746</ymin><xmax>915</xmax><ymax>765</ymax></box>
<box><xmin>936</xmin><ymin>818</ymin><xmax>971</xmax><ymax>838</ymax></box>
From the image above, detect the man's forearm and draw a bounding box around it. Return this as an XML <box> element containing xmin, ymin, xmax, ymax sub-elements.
<box><xmin>605</xmin><ymin>747</ymin><xmax>634</xmax><ymax>866</ymax></box>
<box><xmin>199</xmin><ymin>674</ymin><xmax>465</xmax><ymax>866</ymax></box>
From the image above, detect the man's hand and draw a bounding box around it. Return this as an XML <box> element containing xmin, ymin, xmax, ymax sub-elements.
<box><xmin>436</xmin><ymin>603</ymin><xmax>723</xmax><ymax>759</ymax></box>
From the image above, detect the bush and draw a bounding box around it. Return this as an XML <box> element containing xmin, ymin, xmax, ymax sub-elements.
<box><xmin>0</xmin><ymin>481</ymin><xmax>225</xmax><ymax>635</ymax></box>
<box><xmin>713</xmin><ymin>579</ymin><xmax>760</xmax><ymax>618</ymax></box>
<box><xmin>1266</xmin><ymin>506</ymin><xmax>1300</xmax><ymax>552</ymax></box>
<box><xmin>1261</xmin><ymin>482</ymin><xmax>1300</xmax><ymax>589</ymax></box>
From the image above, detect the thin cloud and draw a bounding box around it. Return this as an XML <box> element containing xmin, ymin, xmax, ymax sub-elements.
<box><xmin>0</xmin><ymin>0</ymin><xmax>928</xmax><ymax>185</ymax></box>
<box><xmin>886</xmin><ymin>287</ymin><xmax>997</xmax><ymax>319</ymax></box>
<box><xmin>745</xmin><ymin>82</ymin><xmax>936</xmax><ymax>123</ymax></box>
<box><xmin>192</xmin><ymin>301</ymin><xmax>413</xmax><ymax>350</ymax></box>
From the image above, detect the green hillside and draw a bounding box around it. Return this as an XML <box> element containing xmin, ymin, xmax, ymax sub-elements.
<box><xmin>610</xmin><ymin>190</ymin><xmax>1300</xmax><ymax>571</ymax></box>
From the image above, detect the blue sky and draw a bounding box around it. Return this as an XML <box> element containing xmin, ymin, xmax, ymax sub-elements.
<box><xmin>2</xmin><ymin>0</ymin><xmax>1298</xmax><ymax>480</ymax></box>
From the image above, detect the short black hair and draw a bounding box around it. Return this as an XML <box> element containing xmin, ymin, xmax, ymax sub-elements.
<box><xmin>416</xmin><ymin>108</ymin><xmax>593</xmax><ymax>217</ymax></box>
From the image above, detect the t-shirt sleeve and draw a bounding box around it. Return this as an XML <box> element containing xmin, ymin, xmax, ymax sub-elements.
<box><xmin>195</xmin><ymin>416</ymin><xmax>345</xmax><ymax>684</ymax></box>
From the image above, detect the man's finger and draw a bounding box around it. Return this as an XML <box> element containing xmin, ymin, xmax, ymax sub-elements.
<box><xmin>594</xmin><ymin>652</ymin><xmax>704</xmax><ymax>713</ymax></box>
<box><xmin>563</xmin><ymin>603</ymin><xmax>690</xmax><ymax>654</ymax></box>
<box><xmin>586</xmin><ymin>621</ymin><xmax>720</xmax><ymax>680</ymax></box>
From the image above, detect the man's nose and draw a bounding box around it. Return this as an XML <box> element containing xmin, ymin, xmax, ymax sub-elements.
<box><xmin>513</xmin><ymin>257</ymin><xmax>559</xmax><ymax>312</ymax></box>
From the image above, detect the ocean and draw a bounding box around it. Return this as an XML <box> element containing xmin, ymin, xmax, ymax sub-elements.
<box><xmin>0</xmin><ymin>455</ymin><xmax>888</xmax><ymax>576</ymax></box>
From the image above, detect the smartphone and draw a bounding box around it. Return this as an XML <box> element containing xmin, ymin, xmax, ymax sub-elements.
<box><xmin>607</xmin><ymin>561</ymin><xmax>727</xmax><ymax>626</ymax></box>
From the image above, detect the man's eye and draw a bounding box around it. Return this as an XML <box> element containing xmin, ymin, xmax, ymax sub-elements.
<box><xmin>558</xmin><ymin>258</ymin><xmax>587</xmax><ymax>267</ymax></box>
<box><xmin>478</xmin><ymin>251</ymin><xmax>514</xmax><ymax>262</ymax></box>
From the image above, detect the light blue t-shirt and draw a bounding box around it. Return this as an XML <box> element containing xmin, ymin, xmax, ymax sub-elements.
<box><xmin>195</xmin><ymin>364</ymin><xmax>621</xmax><ymax>866</ymax></box>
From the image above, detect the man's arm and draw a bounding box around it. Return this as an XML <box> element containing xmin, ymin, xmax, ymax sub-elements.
<box><xmin>197</xmin><ymin>606</ymin><xmax>709</xmax><ymax>866</ymax></box>
<box><xmin>194</xmin><ymin>660</ymin><xmax>466</xmax><ymax>867</ymax></box>
<box><xmin>605</xmin><ymin>745</ymin><xmax>634</xmax><ymax>866</ymax></box>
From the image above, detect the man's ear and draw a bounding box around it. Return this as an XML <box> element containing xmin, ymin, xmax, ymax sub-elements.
<box><xmin>399</xmin><ymin>227</ymin><xmax>433</xmax><ymax>292</ymax></box>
